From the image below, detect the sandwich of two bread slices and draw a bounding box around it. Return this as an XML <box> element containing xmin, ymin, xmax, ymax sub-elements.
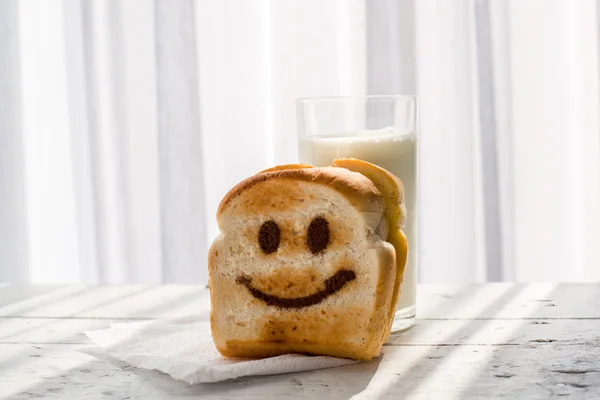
<box><xmin>208</xmin><ymin>158</ymin><xmax>408</xmax><ymax>361</ymax></box>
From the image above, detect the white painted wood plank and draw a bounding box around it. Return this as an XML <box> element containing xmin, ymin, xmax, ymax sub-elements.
<box><xmin>389</xmin><ymin>317</ymin><xmax>600</xmax><ymax>347</ymax></box>
<box><xmin>74</xmin><ymin>285</ymin><xmax>209</xmax><ymax>319</ymax></box>
<box><xmin>1</xmin><ymin>343</ymin><xmax>598</xmax><ymax>399</ymax></box>
<box><xmin>0</xmin><ymin>285</ymin><xmax>141</xmax><ymax>316</ymax></box>
<box><xmin>0</xmin><ymin>318</ymin><xmax>124</xmax><ymax>345</ymax></box>
<box><xmin>1</xmin><ymin>284</ymin><xmax>599</xmax><ymax>319</ymax></box>
<box><xmin>2</xmin><ymin>317</ymin><xmax>599</xmax><ymax>348</ymax></box>
<box><xmin>418</xmin><ymin>283</ymin><xmax>600</xmax><ymax>319</ymax></box>
<box><xmin>0</xmin><ymin>285</ymin><xmax>84</xmax><ymax>308</ymax></box>
<box><xmin>356</xmin><ymin>342</ymin><xmax>600</xmax><ymax>399</ymax></box>
<box><xmin>0</xmin><ymin>285</ymin><xmax>209</xmax><ymax>319</ymax></box>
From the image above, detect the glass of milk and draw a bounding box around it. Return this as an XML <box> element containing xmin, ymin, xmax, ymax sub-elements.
<box><xmin>296</xmin><ymin>96</ymin><xmax>418</xmax><ymax>331</ymax></box>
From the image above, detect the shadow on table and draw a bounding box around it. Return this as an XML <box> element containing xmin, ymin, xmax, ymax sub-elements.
<box><xmin>351</xmin><ymin>284</ymin><xmax>600</xmax><ymax>399</ymax></box>
<box><xmin>0</xmin><ymin>286</ymin><xmax>100</xmax><ymax>316</ymax></box>
<box><xmin>325</xmin><ymin>284</ymin><xmax>522</xmax><ymax>398</ymax></box>
<box><xmin>193</xmin><ymin>357</ymin><xmax>383</xmax><ymax>398</ymax></box>
<box><xmin>7</xmin><ymin>337</ymin><xmax>382</xmax><ymax>399</ymax></box>
<box><xmin>5</xmin><ymin>341</ymin><xmax>377</xmax><ymax>399</ymax></box>
<box><xmin>0</xmin><ymin>286</ymin><xmax>161</xmax><ymax>378</ymax></box>
<box><xmin>0</xmin><ymin>286</ymin><xmax>159</xmax><ymax>341</ymax></box>
<box><xmin>453</xmin><ymin>284</ymin><xmax>600</xmax><ymax>399</ymax></box>
<box><xmin>0</xmin><ymin>286</ymin><xmax>204</xmax><ymax>374</ymax></box>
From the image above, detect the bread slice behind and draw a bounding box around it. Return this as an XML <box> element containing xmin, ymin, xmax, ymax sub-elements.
<box><xmin>331</xmin><ymin>158</ymin><xmax>409</xmax><ymax>322</ymax></box>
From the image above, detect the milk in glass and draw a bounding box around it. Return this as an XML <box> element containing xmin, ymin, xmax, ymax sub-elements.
<box><xmin>298</xmin><ymin>128</ymin><xmax>417</xmax><ymax>315</ymax></box>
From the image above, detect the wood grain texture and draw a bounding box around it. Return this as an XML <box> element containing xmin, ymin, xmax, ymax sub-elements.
<box><xmin>1</xmin><ymin>284</ymin><xmax>599</xmax><ymax>399</ymax></box>
<box><xmin>0</xmin><ymin>285</ymin><xmax>210</xmax><ymax>318</ymax></box>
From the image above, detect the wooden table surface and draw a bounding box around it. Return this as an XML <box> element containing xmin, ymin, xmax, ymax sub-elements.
<box><xmin>0</xmin><ymin>283</ymin><xmax>599</xmax><ymax>399</ymax></box>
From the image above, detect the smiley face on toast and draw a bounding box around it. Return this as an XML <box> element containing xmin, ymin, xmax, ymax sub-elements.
<box><xmin>209</xmin><ymin>165</ymin><xmax>401</xmax><ymax>360</ymax></box>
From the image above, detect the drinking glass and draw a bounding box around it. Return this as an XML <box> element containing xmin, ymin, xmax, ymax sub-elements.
<box><xmin>296</xmin><ymin>96</ymin><xmax>418</xmax><ymax>331</ymax></box>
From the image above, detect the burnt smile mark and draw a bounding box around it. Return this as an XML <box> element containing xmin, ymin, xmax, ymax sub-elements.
<box><xmin>236</xmin><ymin>269</ymin><xmax>356</xmax><ymax>309</ymax></box>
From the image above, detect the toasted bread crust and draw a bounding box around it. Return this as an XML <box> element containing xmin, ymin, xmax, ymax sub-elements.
<box><xmin>217</xmin><ymin>167</ymin><xmax>384</xmax><ymax>221</ymax></box>
<box><xmin>259</xmin><ymin>163</ymin><xmax>314</xmax><ymax>173</ymax></box>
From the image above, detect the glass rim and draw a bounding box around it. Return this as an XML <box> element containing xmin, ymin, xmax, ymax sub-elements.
<box><xmin>296</xmin><ymin>95</ymin><xmax>417</xmax><ymax>104</ymax></box>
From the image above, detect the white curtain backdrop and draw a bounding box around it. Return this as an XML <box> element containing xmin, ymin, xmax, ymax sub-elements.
<box><xmin>1</xmin><ymin>0</ymin><xmax>599</xmax><ymax>284</ymax></box>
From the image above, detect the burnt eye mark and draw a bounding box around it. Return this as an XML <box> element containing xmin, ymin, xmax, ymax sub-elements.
<box><xmin>258</xmin><ymin>220</ymin><xmax>280</xmax><ymax>254</ymax></box>
<box><xmin>307</xmin><ymin>216</ymin><xmax>330</xmax><ymax>254</ymax></box>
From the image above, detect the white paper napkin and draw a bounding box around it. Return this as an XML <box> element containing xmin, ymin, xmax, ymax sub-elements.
<box><xmin>84</xmin><ymin>315</ymin><xmax>357</xmax><ymax>384</ymax></box>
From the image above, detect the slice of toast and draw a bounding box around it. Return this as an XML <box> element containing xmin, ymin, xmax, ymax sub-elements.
<box><xmin>209</xmin><ymin>164</ymin><xmax>404</xmax><ymax>360</ymax></box>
